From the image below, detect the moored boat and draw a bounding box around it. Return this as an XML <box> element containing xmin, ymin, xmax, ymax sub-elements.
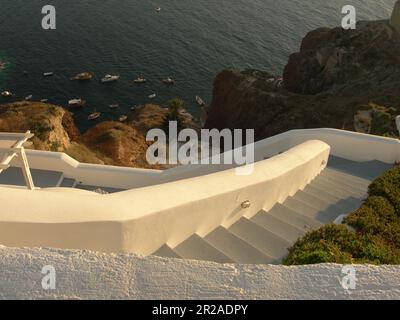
<box><xmin>131</xmin><ymin>105</ymin><xmax>141</xmax><ymax>111</ymax></box>
<box><xmin>88</xmin><ymin>111</ymin><xmax>101</xmax><ymax>120</ymax></box>
<box><xmin>195</xmin><ymin>95</ymin><xmax>205</xmax><ymax>106</ymax></box>
<box><xmin>1</xmin><ymin>91</ymin><xmax>13</xmax><ymax>97</ymax></box>
<box><xmin>109</xmin><ymin>104</ymin><xmax>119</xmax><ymax>109</ymax></box>
<box><xmin>148</xmin><ymin>93</ymin><xmax>156</xmax><ymax>99</ymax></box>
<box><xmin>40</xmin><ymin>99</ymin><xmax>48</xmax><ymax>103</ymax></box>
<box><xmin>43</xmin><ymin>72</ymin><xmax>54</xmax><ymax>77</ymax></box>
<box><xmin>68</xmin><ymin>98</ymin><xmax>86</xmax><ymax>108</ymax></box>
<box><xmin>133</xmin><ymin>76</ymin><xmax>146</xmax><ymax>84</ymax></box>
<box><xmin>71</xmin><ymin>72</ymin><xmax>93</xmax><ymax>81</ymax></box>
<box><xmin>162</xmin><ymin>77</ymin><xmax>175</xmax><ymax>85</ymax></box>
<box><xmin>101</xmin><ymin>74</ymin><xmax>120</xmax><ymax>83</ymax></box>
<box><xmin>119</xmin><ymin>115</ymin><xmax>128</xmax><ymax>122</ymax></box>
<box><xmin>25</xmin><ymin>95</ymin><xmax>33</xmax><ymax>101</ymax></box>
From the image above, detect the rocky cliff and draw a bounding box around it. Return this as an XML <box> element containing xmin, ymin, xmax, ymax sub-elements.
<box><xmin>0</xmin><ymin>102</ymin><xmax>196</xmax><ymax>169</ymax></box>
<box><xmin>204</xmin><ymin>20</ymin><xmax>400</xmax><ymax>140</ymax></box>
<box><xmin>0</xmin><ymin>101</ymin><xmax>78</xmax><ymax>151</ymax></box>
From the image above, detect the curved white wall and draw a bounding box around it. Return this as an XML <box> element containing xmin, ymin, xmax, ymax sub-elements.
<box><xmin>0</xmin><ymin>140</ymin><xmax>330</xmax><ymax>255</ymax></box>
<box><xmin>0</xmin><ymin>128</ymin><xmax>399</xmax><ymax>256</ymax></box>
<box><xmin>8</xmin><ymin>128</ymin><xmax>399</xmax><ymax>190</ymax></box>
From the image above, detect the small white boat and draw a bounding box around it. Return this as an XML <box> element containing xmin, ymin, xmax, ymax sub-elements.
<box><xmin>1</xmin><ymin>91</ymin><xmax>13</xmax><ymax>97</ymax></box>
<box><xmin>148</xmin><ymin>93</ymin><xmax>156</xmax><ymax>99</ymax></box>
<box><xmin>134</xmin><ymin>76</ymin><xmax>146</xmax><ymax>84</ymax></box>
<box><xmin>195</xmin><ymin>95</ymin><xmax>205</xmax><ymax>106</ymax></box>
<box><xmin>101</xmin><ymin>74</ymin><xmax>120</xmax><ymax>83</ymax></box>
<box><xmin>43</xmin><ymin>72</ymin><xmax>54</xmax><ymax>77</ymax></box>
<box><xmin>68</xmin><ymin>98</ymin><xmax>86</xmax><ymax>108</ymax></box>
<box><xmin>40</xmin><ymin>99</ymin><xmax>48</xmax><ymax>103</ymax></box>
<box><xmin>109</xmin><ymin>104</ymin><xmax>119</xmax><ymax>109</ymax></box>
<box><xmin>119</xmin><ymin>115</ymin><xmax>128</xmax><ymax>122</ymax></box>
<box><xmin>275</xmin><ymin>77</ymin><xmax>284</xmax><ymax>88</ymax></box>
<box><xmin>131</xmin><ymin>105</ymin><xmax>141</xmax><ymax>111</ymax></box>
<box><xmin>156</xmin><ymin>7</ymin><xmax>161</xmax><ymax>12</ymax></box>
<box><xmin>88</xmin><ymin>112</ymin><xmax>101</xmax><ymax>120</ymax></box>
<box><xmin>162</xmin><ymin>77</ymin><xmax>175</xmax><ymax>85</ymax></box>
<box><xmin>25</xmin><ymin>95</ymin><xmax>33</xmax><ymax>101</ymax></box>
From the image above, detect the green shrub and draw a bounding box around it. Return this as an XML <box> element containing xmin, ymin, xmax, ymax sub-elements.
<box><xmin>284</xmin><ymin>224</ymin><xmax>400</xmax><ymax>265</ymax></box>
<box><xmin>368</xmin><ymin>166</ymin><xmax>400</xmax><ymax>212</ymax></box>
<box><xmin>30</xmin><ymin>121</ymin><xmax>52</xmax><ymax>140</ymax></box>
<box><xmin>284</xmin><ymin>166</ymin><xmax>400</xmax><ymax>265</ymax></box>
<box><xmin>283</xmin><ymin>225</ymin><xmax>357</xmax><ymax>265</ymax></box>
<box><xmin>50</xmin><ymin>141</ymin><xmax>61</xmax><ymax>152</ymax></box>
<box><xmin>165</xmin><ymin>98</ymin><xmax>186</xmax><ymax>131</ymax></box>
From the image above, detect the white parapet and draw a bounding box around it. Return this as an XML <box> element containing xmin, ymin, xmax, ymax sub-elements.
<box><xmin>0</xmin><ymin>140</ymin><xmax>330</xmax><ymax>255</ymax></box>
<box><xmin>0</xmin><ymin>128</ymin><xmax>399</xmax><ymax>256</ymax></box>
<box><xmin>6</xmin><ymin>128</ymin><xmax>398</xmax><ymax>191</ymax></box>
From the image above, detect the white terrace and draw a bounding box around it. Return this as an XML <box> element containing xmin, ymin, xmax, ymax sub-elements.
<box><xmin>0</xmin><ymin>128</ymin><xmax>399</xmax><ymax>264</ymax></box>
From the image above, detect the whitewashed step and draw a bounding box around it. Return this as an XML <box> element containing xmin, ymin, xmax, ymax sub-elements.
<box><xmin>318</xmin><ymin>173</ymin><xmax>366</xmax><ymax>195</ymax></box>
<box><xmin>60</xmin><ymin>178</ymin><xmax>77</xmax><ymax>188</ymax></box>
<box><xmin>302</xmin><ymin>185</ymin><xmax>361</xmax><ymax>211</ymax></box>
<box><xmin>205</xmin><ymin>227</ymin><xmax>274</xmax><ymax>264</ymax></box>
<box><xmin>293</xmin><ymin>191</ymin><xmax>353</xmax><ymax>223</ymax></box>
<box><xmin>251</xmin><ymin>210</ymin><xmax>305</xmax><ymax>243</ymax></box>
<box><xmin>312</xmin><ymin>177</ymin><xmax>366</xmax><ymax>198</ymax></box>
<box><xmin>295</xmin><ymin>189</ymin><xmax>360</xmax><ymax>219</ymax></box>
<box><xmin>268</xmin><ymin>203</ymin><xmax>322</xmax><ymax>233</ymax></box>
<box><xmin>228</xmin><ymin>218</ymin><xmax>291</xmax><ymax>259</ymax></box>
<box><xmin>0</xmin><ymin>167</ymin><xmax>64</xmax><ymax>188</ymax></box>
<box><xmin>174</xmin><ymin>234</ymin><xmax>234</xmax><ymax>263</ymax></box>
<box><xmin>284</xmin><ymin>196</ymin><xmax>342</xmax><ymax>223</ymax></box>
<box><xmin>152</xmin><ymin>244</ymin><xmax>182</xmax><ymax>259</ymax></box>
<box><xmin>323</xmin><ymin>168</ymin><xmax>371</xmax><ymax>188</ymax></box>
<box><xmin>294</xmin><ymin>190</ymin><xmax>336</xmax><ymax>211</ymax></box>
<box><xmin>331</xmin><ymin>160</ymin><xmax>392</xmax><ymax>180</ymax></box>
<box><xmin>327</xmin><ymin>156</ymin><xmax>357</xmax><ymax>168</ymax></box>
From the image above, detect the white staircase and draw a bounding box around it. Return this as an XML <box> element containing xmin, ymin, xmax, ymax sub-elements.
<box><xmin>152</xmin><ymin>156</ymin><xmax>392</xmax><ymax>264</ymax></box>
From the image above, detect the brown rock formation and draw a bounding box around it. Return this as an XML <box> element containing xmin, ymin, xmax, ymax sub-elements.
<box><xmin>283</xmin><ymin>21</ymin><xmax>400</xmax><ymax>94</ymax></box>
<box><xmin>205</xmin><ymin>20</ymin><xmax>400</xmax><ymax>140</ymax></box>
<box><xmin>0</xmin><ymin>101</ymin><xmax>78</xmax><ymax>151</ymax></box>
<box><xmin>130</xmin><ymin>104</ymin><xmax>199</xmax><ymax>135</ymax></box>
<box><xmin>0</xmin><ymin>101</ymin><xmax>198</xmax><ymax>169</ymax></box>
<box><xmin>81</xmin><ymin>121</ymin><xmax>159</xmax><ymax>169</ymax></box>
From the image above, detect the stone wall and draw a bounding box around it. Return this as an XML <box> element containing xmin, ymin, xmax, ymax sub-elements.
<box><xmin>0</xmin><ymin>246</ymin><xmax>399</xmax><ymax>299</ymax></box>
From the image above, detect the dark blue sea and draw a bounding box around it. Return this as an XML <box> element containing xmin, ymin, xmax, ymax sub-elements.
<box><xmin>0</xmin><ymin>0</ymin><xmax>396</xmax><ymax>131</ymax></box>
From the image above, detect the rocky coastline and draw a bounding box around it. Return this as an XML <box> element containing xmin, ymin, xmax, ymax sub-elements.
<box><xmin>1</xmin><ymin>18</ymin><xmax>400</xmax><ymax>169</ymax></box>
<box><xmin>0</xmin><ymin>101</ymin><xmax>197</xmax><ymax>169</ymax></box>
<box><xmin>204</xmin><ymin>19</ymin><xmax>400</xmax><ymax>140</ymax></box>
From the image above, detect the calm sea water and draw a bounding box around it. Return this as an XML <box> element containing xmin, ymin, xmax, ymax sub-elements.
<box><xmin>0</xmin><ymin>0</ymin><xmax>396</xmax><ymax>131</ymax></box>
